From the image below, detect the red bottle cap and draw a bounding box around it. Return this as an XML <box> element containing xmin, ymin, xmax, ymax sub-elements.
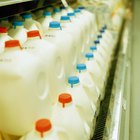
<box><xmin>36</xmin><ymin>119</ymin><xmax>52</xmax><ymax>138</ymax></box>
<box><xmin>27</xmin><ymin>30</ymin><xmax>42</xmax><ymax>39</ymax></box>
<box><xmin>0</xmin><ymin>27</ymin><xmax>7</xmax><ymax>33</ymax></box>
<box><xmin>5</xmin><ymin>40</ymin><xmax>22</xmax><ymax>49</ymax></box>
<box><xmin>59</xmin><ymin>93</ymin><xmax>72</xmax><ymax>108</ymax></box>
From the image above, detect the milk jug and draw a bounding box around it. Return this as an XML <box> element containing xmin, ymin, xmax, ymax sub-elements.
<box><xmin>67</xmin><ymin>76</ymin><xmax>95</xmax><ymax>136</ymax></box>
<box><xmin>23</xmin><ymin>30</ymin><xmax>66</xmax><ymax>104</ymax></box>
<box><xmin>76</xmin><ymin>63</ymin><xmax>100</xmax><ymax>111</ymax></box>
<box><xmin>38</xmin><ymin>11</ymin><xmax>53</xmax><ymax>32</ymax></box>
<box><xmin>22</xmin><ymin>13</ymin><xmax>43</xmax><ymax>36</ymax></box>
<box><xmin>97</xmin><ymin>34</ymin><xmax>112</xmax><ymax>64</ymax></box>
<box><xmin>44</xmin><ymin>21</ymin><xmax>76</xmax><ymax>78</ymax></box>
<box><xmin>93</xmin><ymin>40</ymin><xmax>110</xmax><ymax>72</ymax></box>
<box><xmin>20</xmin><ymin>119</ymin><xmax>69</xmax><ymax>140</ymax></box>
<box><xmin>0</xmin><ymin>40</ymin><xmax>52</xmax><ymax>135</ymax></box>
<box><xmin>52</xmin><ymin>93</ymin><xmax>89</xmax><ymax>140</ymax></box>
<box><xmin>74</xmin><ymin>9</ymin><xmax>90</xmax><ymax>48</ymax></box>
<box><xmin>78</xmin><ymin>6</ymin><xmax>98</xmax><ymax>41</ymax></box>
<box><xmin>8</xmin><ymin>21</ymin><xmax>28</xmax><ymax>45</ymax></box>
<box><xmin>0</xmin><ymin>18</ymin><xmax>12</xmax><ymax>29</ymax></box>
<box><xmin>74</xmin><ymin>9</ymin><xmax>89</xmax><ymax>52</ymax></box>
<box><xmin>67</xmin><ymin>12</ymin><xmax>85</xmax><ymax>61</ymax></box>
<box><xmin>60</xmin><ymin>15</ymin><xmax>82</xmax><ymax>69</ymax></box>
<box><xmin>84</xmin><ymin>53</ymin><xmax>105</xmax><ymax>99</ymax></box>
<box><xmin>53</xmin><ymin>8</ymin><xmax>61</xmax><ymax>21</ymax></box>
<box><xmin>0</xmin><ymin>27</ymin><xmax>12</xmax><ymax>53</ymax></box>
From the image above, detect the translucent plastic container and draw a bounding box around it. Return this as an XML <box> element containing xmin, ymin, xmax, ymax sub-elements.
<box><xmin>52</xmin><ymin>93</ymin><xmax>89</xmax><ymax>140</ymax></box>
<box><xmin>0</xmin><ymin>40</ymin><xmax>52</xmax><ymax>135</ymax></box>
<box><xmin>20</xmin><ymin>119</ymin><xmax>69</xmax><ymax>140</ymax></box>
<box><xmin>8</xmin><ymin>21</ymin><xmax>28</xmax><ymax>44</ymax></box>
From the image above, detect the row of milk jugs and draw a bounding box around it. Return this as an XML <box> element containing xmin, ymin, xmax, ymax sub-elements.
<box><xmin>0</xmin><ymin>6</ymin><xmax>115</xmax><ymax>140</ymax></box>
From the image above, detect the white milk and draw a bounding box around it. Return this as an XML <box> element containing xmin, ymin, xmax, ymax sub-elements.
<box><xmin>74</xmin><ymin>9</ymin><xmax>88</xmax><ymax>51</ymax></box>
<box><xmin>60</xmin><ymin>15</ymin><xmax>81</xmax><ymax>71</ymax></box>
<box><xmin>53</xmin><ymin>8</ymin><xmax>61</xmax><ymax>21</ymax></box>
<box><xmin>67</xmin><ymin>12</ymin><xmax>85</xmax><ymax>62</ymax></box>
<box><xmin>38</xmin><ymin>11</ymin><xmax>53</xmax><ymax>32</ymax></box>
<box><xmin>84</xmin><ymin>53</ymin><xmax>105</xmax><ymax>100</ymax></box>
<box><xmin>0</xmin><ymin>40</ymin><xmax>52</xmax><ymax>135</ymax></box>
<box><xmin>74</xmin><ymin>8</ymin><xmax>90</xmax><ymax>50</ymax></box>
<box><xmin>0</xmin><ymin>18</ymin><xmax>12</xmax><ymax>29</ymax></box>
<box><xmin>44</xmin><ymin>21</ymin><xmax>76</xmax><ymax>78</ymax></box>
<box><xmin>78</xmin><ymin>6</ymin><xmax>98</xmax><ymax>43</ymax></box>
<box><xmin>0</xmin><ymin>27</ymin><xmax>12</xmax><ymax>53</ymax></box>
<box><xmin>23</xmin><ymin>30</ymin><xmax>66</xmax><ymax>104</ymax></box>
<box><xmin>76</xmin><ymin>63</ymin><xmax>100</xmax><ymax>111</ymax></box>
<box><xmin>52</xmin><ymin>93</ymin><xmax>89</xmax><ymax>140</ymax></box>
<box><xmin>22</xmin><ymin>14</ymin><xmax>43</xmax><ymax>36</ymax></box>
<box><xmin>8</xmin><ymin>21</ymin><xmax>28</xmax><ymax>45</ymax></box>
<box><xmin>20</xmin><ymin>119</ymin><xmax>69</xmax><ymax>140</ymax></box>
<box><xmin>67</xmin><ymin>76</ymin><xmax>95</xmax><ymax>136</ymax></box>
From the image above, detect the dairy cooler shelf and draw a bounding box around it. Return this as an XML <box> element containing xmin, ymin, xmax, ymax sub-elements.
<box><xmin>0</xmin><ymin>0</ymin><xmax>76</xmax><ymax>18</ymax></box>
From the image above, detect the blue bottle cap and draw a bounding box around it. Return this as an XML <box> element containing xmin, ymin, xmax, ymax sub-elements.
<box><xmin>49</xmin><ymin>21</ymin><xmax>61</xmax><ymax>28</ymax></box>
<box><xmin>103</xmin><ymin>25</ymin><xmax>107</xmax><ymax>30</ymax></box>
<box><xmin>97</xmin><ymin>35</ymin><xmax>102</xmax><ymax>39</ymax></box>
<box><xmin>13</xmin><ymin>21</ymin><xmax>23</xmax><ymax>26</ymax></box>
<box><xmin>76</xmin><ymin>64</ymin><xmax>86</xmax><ymax>73</ymax></box>
<box><xmin>67</xmin><ymin>12</ymin><xmax>75</xmax><ymax>16</ymax></box>
<box><xmin>60</xmin><ymin>6</ymin><xmax>66</xmax><ymax>10</ymax></box>
<box><xmin>78</xmin><ymin>6</ymin><xmax>85</xmax><ymax>10</ymax></box>
<box><xmin>90</xmin><ymin>46</ymin><xmax>97</xmax><ymax>51</ymax></box>
<box><xmin>94</xmin><ymin>40</ymin><xmax>100</xmax><ymax>44</ymax></box>
<box><xmin>54</xmin><ymin>8</ymin><xmax>60</xmax><ymax>13</ymax></box>
<box><xmin>68</xmin><ymin>76</ymin><xmax>80</xmax><ymax>88</ymax></box>
<box><xmin>22</xmin><ymin>14</ymin><xmax>32</xmax><ymax>19</ymax></box>
<box><xmin>85</xmin><ymin>53</ymin><xmax>94</xmax><ymax>60</ymax></box>
<box><xmin>100</xmin><ymin>29</ymin><xmax>105</xmax><ymax>33</ymax></box>
<box><xmin>60</xmin><ymin>16</ymin><xmax>70</xmax><ymax>21</ymax></box>
<box><xmin>74</xmin><ymin>9</ymin><xmax>81</xmax><ymax>13</ymax></box>
<box><xmin>43</xmin><ymin>11</ymin><xmax>51</xmax><ymax>16</ymax></box>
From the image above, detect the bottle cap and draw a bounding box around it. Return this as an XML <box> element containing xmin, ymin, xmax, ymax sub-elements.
<box><xmin>27</xmin><ymin>30</ymin><xmax>42</xmax><ymax>39</ymax></box>
<box><xmin>68</xmin><ymin>76</ymin><xmax>80</xmax><ymax>88</ymax></box>
<box><xmin>49</xmin><ymin>21</ymin><xmax>61</xmax><ymax>28</ymax></box>
<box><xmin>5</xmin><ymin>40</ymin><xmax>22</xmax><ymax>49</ymax></box>
<box><xmin>74</xmin><ymin>9</ymin><xmax>81</xmax><ymax>13</ymax></box>
<box><xmin>54</xmin><ymin>8</ymin><xmax>60</xmax><ymax>13</ymax></box>
<box><xmin>0</xmin><ymin>27</ymin><xmax>7</xmax><ymax>33</ymax></box>
<box><xmin>22</xmin><ymin>14</ymin><xmax>32</xmax><ymax>19</ymax></box>
<box><xmin>97</xmin><ymin>35</ymin><xmax>102</xmax><ymax>39</ymax></box>
<box><xmin>36</xmin><ymin>119</ymin><xmax>52</xmax><ymax>138</ymax></box>
<box><xmin>85</xmin><ymin>53</ymin><xmax>94</xmax><ymax>60</ymax></box>
<box><xmin>78</xmin><ymin>6</ymin><xmax>85</xmax><ymax>9</ymax></box>
<box><xmin>60</xmin><ymin>16</ymin><xmax>70</xmax><ymax>21</ymax></box>
<box><xmin>13</xmin><ymin>21</ymin><xmax>23</xmax><ymax>26</ymax></box>
<box><xmin>67</xmin><ymin>12</ymin><xmax>75</xmax><ymax>16</ymax></box>
<box><xmin>59</xmin><ymin>93</ymin><xmax>72</xmax><ymax>108</ymax></box>
<box><xmin>76</xmin><ymin>63</ymin><xmax>86</xmax><ymax>73</ymax></box>
<box><xmin>60</xmin><ymin>6</ymin><xmax>66</xmax><ymax>10</ymax></box>
<box><xmin>94</xmin><ymin>40</ymin><xmax>100</xmax><ymax>44</ymax></box>
<box><xmin>90</xmin><ymin>46</ymin><xmax>97</xmax><ymax>51</ymax></box>
<box><xmin>100</xmin><ymin>29</ymin><xmax>105</xmax><ymax>33</ymax></box>
<box><xmin>43</xmin><ymin>11</ymin><xmax>51</xmax><ymax>16</ymax></box>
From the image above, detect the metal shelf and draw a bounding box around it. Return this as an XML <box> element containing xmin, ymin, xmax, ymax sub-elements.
<box><xmin>0</xmin><ymin>0</ymin><xmax>76</xmax><ymax>18</ymax></box>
